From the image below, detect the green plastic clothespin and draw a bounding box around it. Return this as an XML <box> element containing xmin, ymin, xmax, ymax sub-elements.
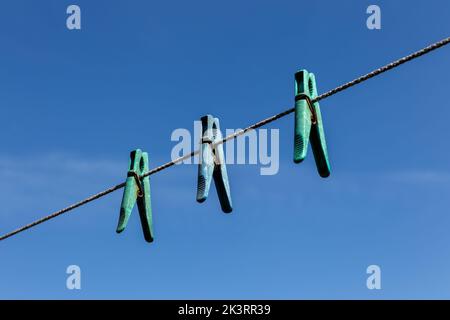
<box><xmin>116</xmin><ymin>149</ymin><xmax>154</xmax><ymax>242</ymax></box>
<box><xmin>196</xmin><ymin>115</ymin><xmax>233</xmax><ymax>213</ymax></box>
<box><xmin>293</xmin><ymin>69</ymin><xmax>331</xmax><ymax>177</ymax></box>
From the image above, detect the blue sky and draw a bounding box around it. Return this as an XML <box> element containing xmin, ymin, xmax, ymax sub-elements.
<box><xmin>0</xmin><ymin>0</ymin><xmax>449</xmax><ymax>299</ymax></box>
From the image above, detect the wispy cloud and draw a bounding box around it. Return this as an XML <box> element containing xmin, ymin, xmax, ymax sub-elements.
<box><xmin>0</xmin><ymin>152</ymin><xmax>123</xmax><ymax>178</ymax></box>
<box><xmin>0</xmin><ymin>152</ymin><xmax>125</xmax><ymax>221</ymax></box>
<box><xmin>385</xmin><ymin>170</ymin><xmax>450</xmax><ymax>184</ymax></box>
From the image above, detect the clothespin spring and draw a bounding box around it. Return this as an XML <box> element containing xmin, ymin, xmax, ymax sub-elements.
<box><xmin>295</xmin><ymin>93</ymin><xmax>318</xmax><ymax>125</ymax></box>
<box><xmin>127</xmin><ymin>171</ymin><xmax>144</xmax><ymax>197</ymax></box>
<box><xmin>201</xmin><ymin>135</ymin><xmax>221</xmax><ymax>165</ymax></box>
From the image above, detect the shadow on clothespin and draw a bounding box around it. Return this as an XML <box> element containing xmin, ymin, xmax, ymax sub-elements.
<box><xmin>196</xmin><ymin>115</ymin><xmax>233</xmax><ymax>213</ymax></box>
<box><xmin>294</xmin><ymin>69</ymin><xmax>331</xmax><ymax>177</ymax></box>
<box><xmin>116</xmin><ymin>149</ymin><xmax>154</xmax><ymax>242</ymax></box>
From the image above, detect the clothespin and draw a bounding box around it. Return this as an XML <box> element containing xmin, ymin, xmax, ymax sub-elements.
<box><xmin>196</xmin><ymin>115</ymin><xmax>233</xmax><ymax>213</ymax></box>
<box><xmin>293</xmin><ymin>69</ymin><xmax>331</xmax><ymax>177</ymax></box>
<box><xmin>116</xmin><ymin>149</ymin><xmax>154</xmax><ymax>242</ymax></box>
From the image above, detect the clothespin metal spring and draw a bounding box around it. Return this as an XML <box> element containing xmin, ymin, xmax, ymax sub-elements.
<box><xmin>295</xmin><ymin>93</ymin><xmax>318</xmax><ymax>125</ymax></box>
<box><xmin>127</xmin><ymin>171</ymin><xmax>144</xmax><ymax>197</ymax></box>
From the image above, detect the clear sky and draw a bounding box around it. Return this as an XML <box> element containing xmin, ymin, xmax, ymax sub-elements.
<box><xmin>0</xmin><ymin>0</ymin><xmax>449</xmax><ymax>299</ymax></box>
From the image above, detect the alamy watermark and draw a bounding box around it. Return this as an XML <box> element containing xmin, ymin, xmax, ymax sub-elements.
<box><xmin>366</xmin><ymin>5</ymin><xmax>381</xmax><ymax>30</ymax></box>
<box><xmin>66</xmin><ymin>5</ymin><xmax>81</xmax><ymax>30</ymax></box>
<box><xmin>66</xmin><ymin>265</ymin><xmax>81</xmax><ymax>290</ymax></box>
<box><xmin>366</xmin><ymin>264</ymin><xmax>381</xmax><ymax>290</ymax></box>
<box><xmin>171</xmin><ymin>121</ymin><xmax>279</xmax><ymax>175</ymax></box>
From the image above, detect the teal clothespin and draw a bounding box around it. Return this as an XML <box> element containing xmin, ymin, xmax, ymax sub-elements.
<box><xmin>293</xmin><ymin>69</ymin><xmax>331</xmax><ymax>177</ymax></box>
<box><xmin>196</xmin><ymin>115</ymin><xmax>233</xmax><ymax>213</ymax></box>
<box><xmin>116</xmin><ymin>149</ymin><xmax>154</xmax><ymax>242</ymax></box>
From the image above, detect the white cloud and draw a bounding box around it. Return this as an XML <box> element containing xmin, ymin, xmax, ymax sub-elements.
<box><xmin>386</xmin><ymin>170</ymin><xmax>450</xmax><ymax>184</ymax></box>
<box><xmin>0</xmin><ymin>152</ymin><xmax>125</xmax><ymax>221</ymax></box>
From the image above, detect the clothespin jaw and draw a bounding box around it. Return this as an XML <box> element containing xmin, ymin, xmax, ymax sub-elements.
<box><xmin>196</xmin><ymin>115</ymin><xmax>233</xmax><ymax>213</ymax></box>
<box><xmin>293</xmin><ymin>70</ymin><xmax>331</xmax><ymax>178</ymax></box>
<box><xmin>116</xmin><ymin>149</ymin><xmax>154</xmax><ymax>242</ymax></box>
